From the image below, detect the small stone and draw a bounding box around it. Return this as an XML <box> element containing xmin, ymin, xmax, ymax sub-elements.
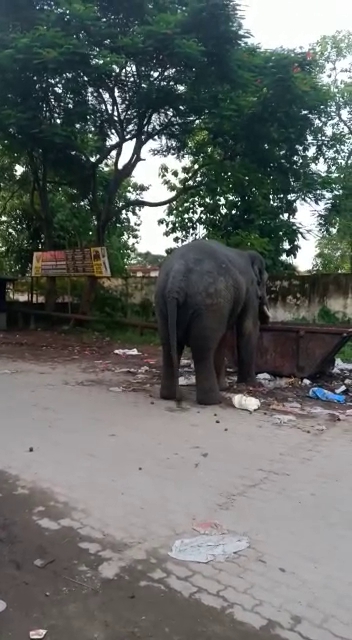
<box><xmin>28</xmin><ymin>447</ymin><xmax>34</xmax><ymax>453</ymax></box>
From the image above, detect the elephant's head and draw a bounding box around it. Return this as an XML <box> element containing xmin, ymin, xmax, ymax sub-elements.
<box><xmin>247</xmin><ymin>251</ymin><xmax>270</xmax><ymax>325</ymax></box>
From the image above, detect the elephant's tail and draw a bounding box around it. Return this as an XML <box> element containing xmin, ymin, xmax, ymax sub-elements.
<box><xmin>167</xmin><ymin>296</ymin><xmax>181</xmax><ymax>406</ymax></box>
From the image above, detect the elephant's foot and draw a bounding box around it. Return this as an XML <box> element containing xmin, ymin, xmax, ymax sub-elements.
<box><xmin>160</xmin><ymin>379</ymin><xmax>177</xmax><ymax>400</ymax></box>
<box><xmin>196</xmin><ymin>387</ymin><xmax>221</xmax><ymax>405</ymax></box>
<box><xmin>237</xmin><ymin>376</ymin><xmax>258</xmax><ymax>387</ymax></box>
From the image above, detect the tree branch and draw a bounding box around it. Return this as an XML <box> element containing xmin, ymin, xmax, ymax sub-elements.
<box><xmin>336</xmin><ymin>102</ymin><xmax>352</xmax><ymax>138</ymax></box>
<box><xmin>124</xmin><ymin>164</ymin><xmax>204</xmax><ymax>210</ymax></box>
<box><xmin>0</xmin><ymin>184</ymin><xmax>22</xmax><ymax>215</ymax></box>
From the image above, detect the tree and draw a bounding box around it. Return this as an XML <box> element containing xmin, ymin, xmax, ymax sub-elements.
<box><xmin>130</xmin><ymin>251</ymin><xmax>165</xmax><ymax>267</ymax></box>
<box><xmin>160</xmin><ymin>47</ymin><xmax>329</xmax><ymax>271</ymax></box>
<box><xmin>0</xmin><ymin>0</ymin><xmax>245</xmax><ymax>306</ymax></box>
<box><xmin>313</xmin><ymin>32</ymin><xmax>352</xmax><ymax>271</ymax></box>
<box><xmin>312</xmin><ymin>233</ymin><xmax>351</xmax><ymax>273</ymax></box>
<box><xmin>0</xmin><ymin>0</ymin><xmax>242</xmax><ymax>241</ymax></box>
<box><xmin>0</xmin><ymin>158</ymin><xmax>144</xmax><ymax>276</ymax></box>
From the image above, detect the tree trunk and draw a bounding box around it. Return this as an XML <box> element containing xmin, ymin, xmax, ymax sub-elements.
<box><xmin>78</xmin><ymin>220</ymin><xmax>106</xmax><ymax>315</ymax></box>
<box><xmin>45</xmin><ymin>277</ymin><xmax>57</xmax><ymax>312</ymax></box>
<box><xmin>79</xmin><ymin>277</ymin><xmax>98</xmax><ymax>315</ymax></box>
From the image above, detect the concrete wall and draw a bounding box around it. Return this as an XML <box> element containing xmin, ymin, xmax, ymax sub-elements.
<box><xmin>267</xmin><ymin>274</ymin><xmax>352</xmax><ymax>322</ymax></box>
<box><xmin>16</xmin><ymin>274</ymin><xmax>352</xmax><ymax>322</ymax></box>
<box><xmin>103</xmin><ymin>273</ymin><xmax>352</xmax><ymax>322</ymax></box>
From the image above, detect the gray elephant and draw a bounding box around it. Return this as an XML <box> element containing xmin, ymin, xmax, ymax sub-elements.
<box><xmin>154</xmin><ymin>239</ymin><xmax>270</xmax><ymax>405</ymax></box>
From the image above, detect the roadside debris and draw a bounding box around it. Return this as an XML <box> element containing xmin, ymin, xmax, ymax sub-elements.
<box><xmin>335</xmin><ymin>385</ymin><xmax>347</xmax><ymax>394</ymax></box>
<box><xmin>169</xmin><ymin>533</ymin><xmax>250</xmax><ymax>563</ymax></box>
<box><xmin>308</xmin><ymin>406</ymin><xmax>343</xmax><ymax>419</ymax></box>
<box><xmin>315</xmin><ymin>424</ymin><xmax>327</xmax><ymax>431</ymax></box>
<box><xmin>192</xmin><ymin>521</ymin><xmax>228</xmax><ymax>535</ymax></box>
<box><xmin>0</xmin><ymin>599</ymin><xmax>7</xmax><ymax>613</ymax></box>
<box><xmin>334</xmin><ymin>358</ymin><xmax>352</xmax><ymax>373</ymax></box>
<box><xmin>302</xmin><ymin>378</ymin><xmax>312</xmax><ymax>386</ymax></box>
<box><xmin>114</xmin><ymin>348</ymin><xmax>141</xmax><ymax>356</ymax></box>
<box><xmin>233</xmin><ymin>394</ymin><xmax>260</xmax><ymax>412</ymax></box>
<box><xmin>179</xmin><ymin>375</ymin><xmax>196</xmax><ymax>386</ymax></box>
<box><xmin>256</xmin><ymin>372</ymin><xmax>273</xmax><ymax>381</ymax></box>
<box><xmin>273</xmin><ymin>414</ymin><xmax>297</xmax><ymax>425</ymax></box>
<box><xmin>29</xmin><ymin>631</ymin><xmax>48</xmax><ymax>639</ymax></box>
<box><xmin>109</xmin><ymin>387</ymin><xmax>124</xmax><ymax>393</ymax></box>
<box><xmin>309</xmin><ymin>387</ymin><xmax>346</xmax><ymax>404</ymax></box>
<box><xmin>33</xmin><ymin>558</ymin><xmax>55</xmax><ymax>569</ymax></box>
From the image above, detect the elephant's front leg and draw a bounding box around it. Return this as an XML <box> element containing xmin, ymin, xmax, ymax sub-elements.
<box><xmin>214</xmin><ymin>333</ymin><xmax>228</xmax><ymax>391</ymax></box>
<box><xmin>236</xmin><ymin>314</ymin><xmax>259</xmax><ymax>385</ymax></box>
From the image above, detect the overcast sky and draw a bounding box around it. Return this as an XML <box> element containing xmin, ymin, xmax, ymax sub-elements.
<box><xmin>136</xmin><ymin>0</ymin><xmax>352</xmax><ymax>269</ymax></box>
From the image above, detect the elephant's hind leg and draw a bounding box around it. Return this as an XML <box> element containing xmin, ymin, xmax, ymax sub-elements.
<box><xmin>190</xmin><ymin>323</ymin><xmax>224</xmax><ymax>405</ymax></box>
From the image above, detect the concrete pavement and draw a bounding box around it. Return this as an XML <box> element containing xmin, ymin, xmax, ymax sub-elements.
<box><xmin>1</xmin><ymin>360</ymin><xmax>352</xmax><ymax>639</ymax></box>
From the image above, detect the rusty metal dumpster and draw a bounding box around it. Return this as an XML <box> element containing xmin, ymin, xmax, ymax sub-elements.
<box><xmin>226</xmin><ymin>323</ymin><xmax>352</xmax><ymax>379</ymax></box>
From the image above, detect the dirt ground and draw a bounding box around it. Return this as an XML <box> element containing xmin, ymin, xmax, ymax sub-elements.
<box><xmin>0</xmin><ymin>328</ymin><xmax>349</xmax><ymax>427</ymax></box>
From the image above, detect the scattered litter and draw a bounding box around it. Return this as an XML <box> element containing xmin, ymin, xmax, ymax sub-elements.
<box><xmin>29</xmin><ymin>631</ymin><xmax>47</xmax><ymax>640</ymax></box>
<box><xmin>192</xmin><ymin>521</ymin><xmax>228</xmax><ymax>535</ymax></box>
<box><xmin>344</xmin><ymin>378</ymin><xmax>352</xmax><ymax>387</ymax></box>
<box><xmin>114</xmin><ymin>348</ymin><xmax>141</xmax><ymax>356</ymax></box>
<box><xmin>179</xmin><ymin>375</ymin><xmax>196</xmax><ymax>386</ymax></box>
<box><xmin>285</xmin><ymin>401</ymin><xmax>302</xmax><ymax>410</ymax></box>
<box><xmin>169</xmin><ymin>534</ymin><xmax>250</xmax><ymax>563</ymax></box>
<box><xmin>302</xmin><ymin>378</ymin><xmax>311</xmax><ymax>386</ymax></box>
<box><xmin>62</xmin><ymin>575</ymin><xmax>99</xmax><ymax>591</ymax></box>
<box><xmin>109</xmin><ymin>387</ymin><xmax>123</xmax><ymax>393</ymax></box>
<box><xmin>273</xmin><ymin>414</ymin><xmax>297</xmax><ymax>425</ymax></box>
<box><xmin>309</xmin><ymin>387</ymin><xmax>346</xmax><ymax>404</ymax></box>
<box><xmin>335</xmin><ymin>385</ymin><xmax>347</xmax><ymax>394</ymax></box>
<box><xmin>333</xmin><ymin>358</ymin><xmax>352</xmax><ymax>373</ymax></box>
<box><xmin>180</xmin><ymin>359</ymin><xmax>193</xmax><ymax>367</ymax></box>
<box><xmin>308</xmin><ymin>406</ymin><xmax>342</xmax><ymax>417</ymax></box>
<box><xmin>256</xmin><ymin>376</ymin><xmax>294</xmax><ymax>389</ymax></box>
<box><xmin>33</xmin><ymin>558</ymin><xmax>55</xmax><ymax>569</ymax></box>
<box><xmin>0</xmin><ymin>600</ymin><xmax>6</xmax><ymax>613</ymax></box>
<box><xmin>138</xmin><ymin>366</ymin><xmax>149</xmax><ymax>374</ymax></box>
<box><xmin>0</xmin><ymin>369</ymin><xmax>15</xmax><ymax>374</ymax></box>
<box><xmin>233</xmin><ymin>394</ymin><xmax>260</xmax><ymax>412</ymax></box>
<box><xmin>256</xmin><ymin>372</ymin><xmax>273</xmax><ymax>381</ymax></box>
<box><xmin>315</xmin><ymin>424</ymin><xmax>327</xmax><ymax>432</ymax></box>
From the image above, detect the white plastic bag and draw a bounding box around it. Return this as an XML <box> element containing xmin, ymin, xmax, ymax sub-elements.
<box><xmin>232</xmin><ymin>394</ymin><xmax>260</xmax><ymax>412</ymax></box>
<box><xmin>169</xmin><ymin>534</ymin><xmax>249</xmax><ymax>563</ymax></box>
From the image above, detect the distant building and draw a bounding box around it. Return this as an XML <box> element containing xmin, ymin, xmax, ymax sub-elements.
<box><xmin>127</xmin><ymin>265</ymin><xmax>160</xmax><ymax>278</ymax></box>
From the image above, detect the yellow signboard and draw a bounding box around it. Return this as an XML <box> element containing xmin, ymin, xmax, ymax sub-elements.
<box><xmin>31</xmin><ymin>248</ymin><xmax>111</xmax><ymax>278</ymax></box>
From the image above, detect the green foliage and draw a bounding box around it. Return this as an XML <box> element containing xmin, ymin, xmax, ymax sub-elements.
<box><xmin>160</xmin><ymin>46</ymin><xmax>329</xmax><ymax>271</ymax></box>
<box><xmin>312</xmin><ymin>233</ymin><xmax>352</xmax><ymax>273</ymax></box>
<box><xmin>0</xmin><ymin>0</ymin><xmax>246</xmax><ymax>296</ymax></box>
<box><xmin>130</xmin><ymin>251</ymin><xmax>165</xmax><ymax>267</ymax></box>
<box><xmin>313</xmin><ymin>32</ymin><xmax>352</xmax><ymax>271</ymax></box>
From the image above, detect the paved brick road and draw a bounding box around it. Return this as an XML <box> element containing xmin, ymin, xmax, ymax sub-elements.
<box><xmin>0</xmin><ymin>360</ymin><xmax>351</xmax><ymax>639</ymax></box>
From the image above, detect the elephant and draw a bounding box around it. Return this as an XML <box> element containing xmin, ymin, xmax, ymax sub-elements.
<box><xmin>154</xmin><ymin>239</ymin><xmax>270</xmax><ymax>405</ymax></box>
